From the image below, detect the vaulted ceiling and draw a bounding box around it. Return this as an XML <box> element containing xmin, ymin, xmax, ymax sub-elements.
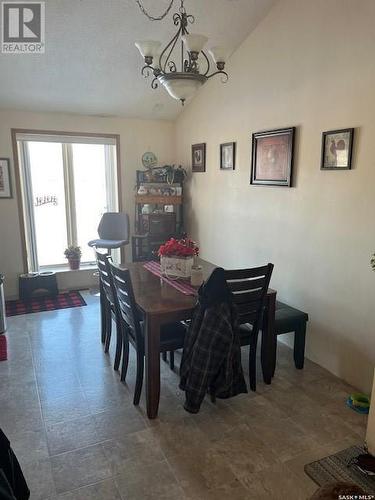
<box><xmin>0</xmin><ymin>0</ymin><xmax>277</xmax><ymax>120</ymax></box>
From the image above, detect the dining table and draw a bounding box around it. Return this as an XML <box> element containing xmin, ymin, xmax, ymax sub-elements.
<box><xmin>121</xmin><ymin>258</ymin><xmax>277</xmax><ymax>419</ymax></box>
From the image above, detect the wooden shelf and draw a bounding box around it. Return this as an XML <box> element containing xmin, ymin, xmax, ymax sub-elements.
<box><xmin>135</xmin><ymin>195</ymin><xmax>182</xmax><ymax>205</ymax></box>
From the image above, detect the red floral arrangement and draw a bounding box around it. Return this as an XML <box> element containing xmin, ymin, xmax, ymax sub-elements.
<box><xmin>158</xmin><ymin>237</ymin><xmax>199</xmax><ymax>258</ymax></box>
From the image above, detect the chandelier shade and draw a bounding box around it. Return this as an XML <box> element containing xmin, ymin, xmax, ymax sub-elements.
<box><xmin>135</xmin><ymin>0</ymin><xmax>229</xmax><ymax>105</ymax></box>
<box><xmin>181</xmin><ymin>34</ymin><xmax>208</xmax><ymax>54</ymax></box>
<box><xmin>135</xmin><ymin>40</ymin><xmax>161</xmax><ymax>59</ymax></box>
<box><xmin>208</xmin><ymin>46</ymin><xmax>230</xmax><ymax>65</ymax></box>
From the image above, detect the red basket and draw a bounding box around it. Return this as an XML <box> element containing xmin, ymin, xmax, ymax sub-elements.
<box><xmin>0</xmin><ymin>335</ymin><xmax>7</xmax><ymax>361</ymax></box>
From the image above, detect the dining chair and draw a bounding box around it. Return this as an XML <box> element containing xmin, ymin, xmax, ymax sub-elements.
<box><xmin>95</xmin><ymin>251</ymin><xmax>122</xmax><ymax>372</ymax></box>
<box><xmin>108</xmin><ymin>260</ymin><xmax>186</xmax><ymax>405</ymax></box>
<box><xmin>224</xmin><ymin>263</ymin><xmax>274</xmax><ymax>391</ymax></box>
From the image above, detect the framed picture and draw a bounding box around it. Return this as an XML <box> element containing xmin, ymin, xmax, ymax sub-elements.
<box><xmin>251</xmin><ymin>127</ymin><xmax>295</xmax><ymax>186</ymax></box>
<box><xmin>0</xmin><ymin>158</ymin><xmax>12</xmax><ymax>198</ymax></box>
<box><xmin>220</xmin><ymin>142</ymin><xmax>236</xmax><ymax>170</ymax></box>
<box><xmin>192</xmin><ymin>143</ymin><xmax>206</xmax><ymax>172</ymax></box>
<box><xmin>321</xmin><ymin>128</ymin><xmax>354</xmax><ymax>170</ymax></box>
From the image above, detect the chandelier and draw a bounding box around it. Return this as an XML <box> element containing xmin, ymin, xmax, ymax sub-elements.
<box><xmin>135</xmin><ymin>0</ymin><xmax>229</xmax><ymax>105</ymax></box>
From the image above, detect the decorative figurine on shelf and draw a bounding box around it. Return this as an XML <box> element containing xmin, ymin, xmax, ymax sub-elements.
<box><xmin>164</xmin><ymin>165</ymin><xmax>187</xmax><ymax>184</ymax></box>
<box><xmin>142</xmin><ymin>151</ymin><xmax>158</xmax><ymax>169</ymax></box>
<box><xmin>64</xmin><ymin>246</ymin><xmax>82</xmax><ymax>270</ymax></box>
<box><xmin>142</xmin><ymin>152</ymin><xmax>158</xmax><ymax>182</ymax></box>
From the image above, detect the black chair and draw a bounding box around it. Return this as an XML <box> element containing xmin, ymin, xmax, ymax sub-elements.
<box><xmin>88</xmin><ymin>212</ymin><xmax>130</xmax><ymax>255</ymax></box>
<box><xmin>108</xmin><ymin>260</ymin><xmax>186</xmax><ymax>405</ymax></box>
<box><xmin>274</xmin><ymin>301</ymin><xmax>308</xmax><ymax>371</ymax></box>
<box><xmin>95</xmin><ymin>251</ymin><xmax>122</xmax><ymax>372</ymax></box>
<box><xmin>225</xmin><ymin>263</ymin><xmax>274</xmax><ymax>392</ymax></box>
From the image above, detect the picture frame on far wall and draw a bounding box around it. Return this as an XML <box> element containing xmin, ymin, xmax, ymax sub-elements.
<box><xmin>0</xmin><ymin>158</ymin><xmax>12</xmax><ymax>198</ymax></box>
<box><xmin>220</xmin><ymin>142</ymin><xmax>236</xmax><ymax>170</ymax></box>
<box><xmin>321</xmin><ymin>128</ymin><xmax>354</xmax><ymax>170</ymax></box>
<box><xmin>251</xmin><ymin>127</ymin><xmax>295</xmax><ymax>186</ymax></box>
<box><xmin>192</xmin><ymin>143</ymin><xmax>206</xmax><ymax>172</ymax></box>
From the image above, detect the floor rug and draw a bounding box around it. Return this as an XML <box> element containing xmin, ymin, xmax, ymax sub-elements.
<box><xmin>304</xmin><ymin>445</ymin><xmax>375</xmax><ymax>494</ymax></box>
<box><xmin>6</xmin><ymin>291</ymin><xmax>87</xmax><ymax>317</ymax></box>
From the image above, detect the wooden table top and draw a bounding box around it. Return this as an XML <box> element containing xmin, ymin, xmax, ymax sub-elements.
<box><xmin>120</xmin><ymin>258</ymin><xmax>216</xmax><ymax>316</ymax></box>
<box><xmin>121</xmin><ymin>258</ymin><xmax>276</xmax><ymax>318</ymax></box>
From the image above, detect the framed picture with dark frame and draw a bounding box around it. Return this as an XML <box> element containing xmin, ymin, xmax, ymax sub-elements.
<box><xmin>192</xmin><ymin>143</ymin><xmax>206</xmax><ymax>172</ymax></box>
<box><xmin>321</xmin><ymin>128</ymin><xmax>354</xmax><ymax>170</ymax></box>
<box><xmin>220</xmin><ymin>142</ymin><xmax>236</xmax><ymax>170</ymax></box>
<box><xmin>251</xmin><ymin>127</ymin><xmax>295</xmax><ymax>186</ymax></box>
<box><xmin>0</xmin><ymin>158</ymin><xmax>12</xmax><ymax>198</ymax></box>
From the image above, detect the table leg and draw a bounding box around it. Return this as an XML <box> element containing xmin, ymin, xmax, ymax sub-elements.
<box><xmin>145</xmin><ymin>314</ymin><xmax>161</xmax><ymax>419</ymax></box>
<box><xmin>261</xmin><ymin>292</ymin><xmax>276</xmax><ymax>384</ymax></box>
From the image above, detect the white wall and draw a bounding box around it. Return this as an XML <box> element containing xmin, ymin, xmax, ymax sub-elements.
<box><xmin>0</xmin><ymin>109</ymin><xmax>175</xmax><ymax>298</ymax></box>
<box><xmin>175</xmin><ymin>0</ymin><xmax>375</xmax><ymax>392</ymax></box>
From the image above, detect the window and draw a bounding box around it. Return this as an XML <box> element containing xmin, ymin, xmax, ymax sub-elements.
<box><xmin>15</xmin><ymin>132</ymin><xmax>119</xmax><ymax>271</ymax></box>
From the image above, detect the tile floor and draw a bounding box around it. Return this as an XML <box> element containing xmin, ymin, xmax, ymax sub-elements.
<box><xmin>0</xmin><ymin>292</ymin><xmax>367</xmax><ymax>500</ymax></box>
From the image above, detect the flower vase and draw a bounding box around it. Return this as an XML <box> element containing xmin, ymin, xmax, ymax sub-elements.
<box><xmin>160</xmin><ymin>255</ymin><xmax>194</xmax><ymax>279</ymax></box>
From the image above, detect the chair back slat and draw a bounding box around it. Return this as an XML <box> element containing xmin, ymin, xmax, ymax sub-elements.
<box><xmin>236</xmin><ymin>301</ymin><xmax>260</xmax><ymax>314</ymax></box>
<box><xmin>225</xmin><ymin>265</ymin><xmax>271</xmax><ymax>280</ymax></box>
<box><xmin>237</xmin><ymin>311</ymin><xmax>258</xmax><ymax>325</ymax></box>
<box><xmin>228</xmin><ymin>277</ymin><xmax>265</xmax><ymax>292</ymax></box>
<box><xmin>108</xmin><ymin>262</ymin><xmax>143</xmax><ymax>348</ymax></box>
<box><xmin>95</xmin><ymin>251</ymin><xmax>115</xmax><ymax>306</ymax></box>
<box><xmin>232</xmin><ymin>290</ymin><xmax>264</xmax><ymax>304</ymax></box>
<box><xmin>118</xmin><ymin>300</ymin><xmax>136</xmax><ymax>330</ymax></box>
<box><xmin>224</xmin><ymin>263</ymin><xmax>274</xmax><ymax>328</ymax></box>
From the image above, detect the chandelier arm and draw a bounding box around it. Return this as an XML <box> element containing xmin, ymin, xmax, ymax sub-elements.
<box><xmin>206</xmin><ymin>70</ymin><xmax>229</xmax><ymax>83</ymax></box>
<box><xmin>141</xmin><ymin>65</ymin><xmax>157</xmax><ymax>77</ymax></box>
<box><xmin>151</xmin><ymin>77</ymin><xmax>159</xmax><ymax>89</ymax></box>
<box><xmin>135</xmin><ymin>0</ymin><xmax>175</xmax><ymax>21</ymax></box>
<box><xmin>180</xmin><ymin>15</ymin><xmax>190</xmax><ymax>72</ymax></box>
<box><xmin>173</xmin><ymin>12</ymin><xmax>182</xmax><ymax>26</ymax></box>
<box><xmin>160</xmin><ymin>22</ymin><xmax>182</xmax><ymax>73</ymax></box>
<box><xmin>200</xmin><ymin>50</ymin><xmax>211</xmax><ymax>77</ymax></box>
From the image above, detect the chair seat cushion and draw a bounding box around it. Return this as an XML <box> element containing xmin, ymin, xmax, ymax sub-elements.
<box><xmin>237</xmin><ymin>301</ymin><xmax>308</xmax><ymax>340</ymax></box>
<box><xmin>275</xmin><ymin>301</ymin><xmax>308</xmax><ymax>334</ymax></box>
<box><xmin>88</xmin><ymin>238</ymin><xmax>129</xmax><ymax>249</ymax></box>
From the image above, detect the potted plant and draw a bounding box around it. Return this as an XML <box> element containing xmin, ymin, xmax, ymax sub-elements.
<box><xmin>158</xmin><ymin>237</ymin><xmax>199</xmax><ymax>279</ymax></box>
<box><xmin>64</xmin><ymin>246</ymin><xmax>82</xmax><ymax>270</ymax></box>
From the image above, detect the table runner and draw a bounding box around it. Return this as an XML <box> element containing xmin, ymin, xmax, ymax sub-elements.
<box><xmin>143</xmin><ymin>261</ymin><xmax>198</xmax><ymax>296</ymax></box>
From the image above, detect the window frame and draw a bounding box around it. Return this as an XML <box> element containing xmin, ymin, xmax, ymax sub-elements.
<box><xmin>12</xmin><ymin>129</ymin><xmax>122</xmax><ymax>273</ymax></box>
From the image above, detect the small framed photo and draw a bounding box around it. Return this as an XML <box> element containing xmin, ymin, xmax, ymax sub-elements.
<box><xmin>321</xmin><ymin>128</ymin><xmax>354</xmax><ymax>170</ymax></box>
<box><xmin>192</xmin><ymin>143</ymin><xmax>206</xmax><ymax>172</ymax></box>
<box><xmin>251</xmin><ymin>127</ymin><xmax>295</xmax><ymax>186</ymax></box>
<box><xmin>220</xmin><ymin>142</ymin><xmax>236</xmax><ymax>170</ymax></box>
<box><xmin>0</xmin><ymin>158</ymin><xmax>12</xmax><ymax>198</ymax></box>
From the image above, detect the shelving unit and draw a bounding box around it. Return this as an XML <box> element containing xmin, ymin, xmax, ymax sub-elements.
<box><xmin>132</xmin><ymin>170</ymin><xmax>185</xmax><ymax>262</ymax></box>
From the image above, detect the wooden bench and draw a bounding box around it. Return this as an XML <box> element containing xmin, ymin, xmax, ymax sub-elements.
<box><xmin>274</xmin><ymin>300</ymin><xmax>309</xmax><ymax>371</ymax></box>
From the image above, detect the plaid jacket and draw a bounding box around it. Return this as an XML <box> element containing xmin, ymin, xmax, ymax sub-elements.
<box><xmin>179</xmin><ymin>299</ymin><xmax>247</xmax><ymax>413</ymax></box>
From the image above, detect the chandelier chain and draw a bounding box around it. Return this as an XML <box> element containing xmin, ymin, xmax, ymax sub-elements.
<box><xmin>135</xmin><ymin>0</ymin><xmax>181</xmax><ymax>21</ymax></box>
